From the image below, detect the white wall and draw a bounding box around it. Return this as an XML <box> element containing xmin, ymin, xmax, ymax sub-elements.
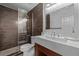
<box><xmin>43</xmin><ymin>4</ymin><xmax>46</xmax><ymax>31</ymax></box>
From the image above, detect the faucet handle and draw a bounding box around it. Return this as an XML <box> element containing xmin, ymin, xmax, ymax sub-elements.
<box><xmin>54</xmin><ymin>32</ymin><xmax>55</xmax><ymax>36</ymax></box>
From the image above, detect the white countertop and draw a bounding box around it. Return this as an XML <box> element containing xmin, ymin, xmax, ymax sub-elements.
<box><xmin>37</xmin><ymin>36</ymin><xmax>79</xmax><ymax>49</ymax></box>
<box><xmin>32</xmin><ymin>36</ymin><xmax>79</xmax><ymax>56</ymax></box>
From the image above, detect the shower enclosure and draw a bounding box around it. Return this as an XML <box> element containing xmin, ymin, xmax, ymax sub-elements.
<box><xmin>0</xmin><ymin>5</ymin><xmax>23</xmax><ymax>56</ymax></box>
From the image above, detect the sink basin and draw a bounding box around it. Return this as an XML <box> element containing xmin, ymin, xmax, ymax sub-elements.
<box><xmin>40</xmin><ymin>35</ymin><xmax>68</xmax><ymax>43</ymax></box>
<box><xmin>52</xmin><ymin>37</ymin><xmax>68</xmax><ymax>43</ymax></box>
<box><xmin>41</xmin><ymin>34</ymin><xmax>79</xmax><ymax>44</ymax></box>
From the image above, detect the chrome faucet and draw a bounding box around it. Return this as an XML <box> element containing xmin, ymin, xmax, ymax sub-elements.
<box><xmin>54</xmin><ymin>32</ymin><xmax>55</xmax><ymax>36</ymax></box>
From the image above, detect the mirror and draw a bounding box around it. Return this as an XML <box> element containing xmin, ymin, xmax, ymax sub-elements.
<box><xmin>44</xmin><ymin>3</ymin><xmax>79</xmax><ymax>40</ymax></box>
<box><xmin>44</xmin><ymin>3</ymin><xmax>75</xmax><ymax>31</ymax></box>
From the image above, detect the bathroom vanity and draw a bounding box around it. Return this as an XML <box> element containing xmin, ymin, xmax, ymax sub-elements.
<box><xmin>32</xmin><ymin>36</ymin><xmax>79</xmax><ymax>56</ymax></box>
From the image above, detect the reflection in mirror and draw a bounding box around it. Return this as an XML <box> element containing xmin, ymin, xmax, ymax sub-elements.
<box><xmin>46</xmin><ymin>14</ymin><xmax>50</xmax><ymax>29</ymax></box>
<box><xmin>44</xmin><ymin>3</ymin><xmax>79</xmax><ymax>41</ymax></box>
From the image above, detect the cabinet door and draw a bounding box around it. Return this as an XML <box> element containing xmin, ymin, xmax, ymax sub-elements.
<box><xmin>35</xmin><ymin>43</ymin><xmax>61</xmax><ymax>56</ymax></box>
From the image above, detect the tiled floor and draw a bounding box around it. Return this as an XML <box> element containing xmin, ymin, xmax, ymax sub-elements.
<box><xmin>20</xmin><ymin>44</ymin><xmax>35</xmax><ymax>56</ymax></box>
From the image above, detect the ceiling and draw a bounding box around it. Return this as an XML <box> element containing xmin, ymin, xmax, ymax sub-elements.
<box><xmin>0</xmin><ymin>3</ymin><xmax>38</xmax><ymax>12</ymax></box>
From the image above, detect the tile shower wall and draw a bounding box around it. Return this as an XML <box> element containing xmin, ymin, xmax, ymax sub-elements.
<box><xmin>27</xmin><ymin>3</ymin><xmax>43</xmax><ymax>36</ymax></box>
<box><xmin>0</xmin><ymin>5</ymin><xmax>18</xmax><ymax>51</ymax></box>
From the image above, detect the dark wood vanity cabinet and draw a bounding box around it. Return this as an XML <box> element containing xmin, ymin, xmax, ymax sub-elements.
<box><xmin>35</xmin><ymin>43</ymin><xmax>61</xmax><ymax>56</ymax></box>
